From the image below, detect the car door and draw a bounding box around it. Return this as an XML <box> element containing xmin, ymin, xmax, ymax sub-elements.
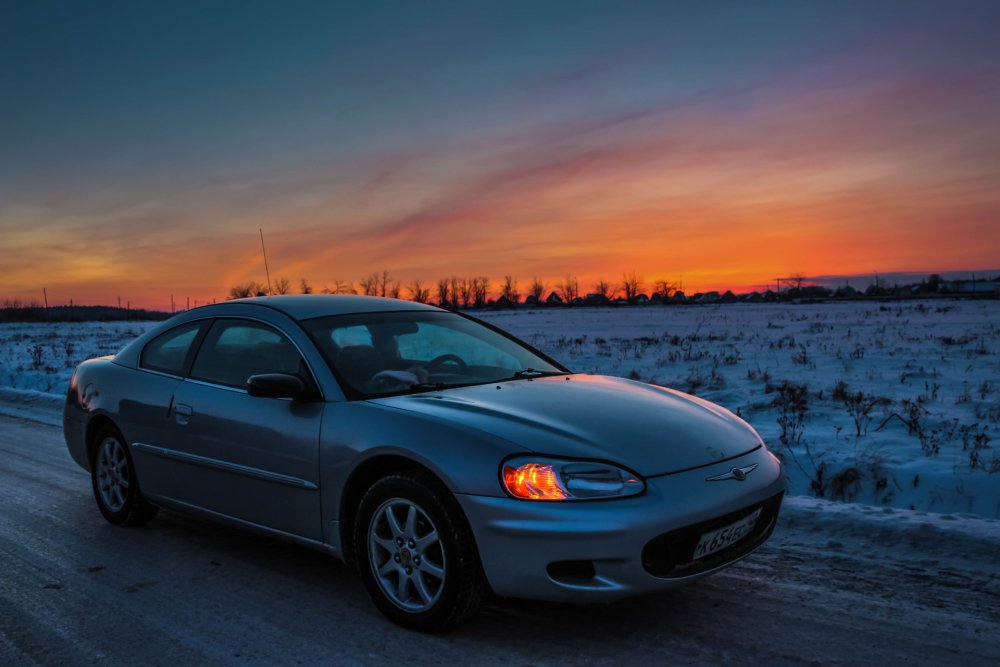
<box><xmin>125</xmin><ymin>320</ymin><xmax>209</xmax><ymax>476</ymax></box>
<box><xmin>152</xmin><ymin>318</ymin><xmax>324</xmax><ymax>540</ymax></box>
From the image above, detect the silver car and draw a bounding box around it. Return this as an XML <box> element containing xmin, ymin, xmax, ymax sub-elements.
<box><xmin>64</xmin><ymin>295</ymin><xmax>784</xmax><ymax>631</ymax></box>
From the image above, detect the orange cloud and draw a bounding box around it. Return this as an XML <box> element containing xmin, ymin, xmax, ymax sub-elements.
<box><xmin>3</xmin><ymin>64</ymin><xmax>998</xmax><ymax>309</ymax></box>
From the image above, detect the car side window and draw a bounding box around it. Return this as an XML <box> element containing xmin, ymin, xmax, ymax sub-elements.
<box><xmin>189</xmin><ymin>320</ymin><xmax>307</xmax><ymax>389</ymax></box>
<box><xmin>139</xmin><ymin>322</ymin><xmax>203</xmax><ymax>376</ymax></box>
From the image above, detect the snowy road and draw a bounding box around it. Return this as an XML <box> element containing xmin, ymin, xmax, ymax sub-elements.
<box><xmin>1</xmin><ymin>413</ymin><xmax>998</xmax><ymax>666</ymax></box>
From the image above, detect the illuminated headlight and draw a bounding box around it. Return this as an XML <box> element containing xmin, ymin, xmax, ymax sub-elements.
<box><xmin>501</xmin><ymin>457</ymin><xmax>645</xmax><ymax>501</ymax></box>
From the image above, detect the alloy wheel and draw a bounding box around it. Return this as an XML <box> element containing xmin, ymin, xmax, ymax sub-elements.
<box><xmin>95</xmin><ymin>436</ymin><xmax>129</xmax><ymax>512</ymax></box>
<box><xmin>368</xmin><ymin>498</ymin><xmax>447</xmax><ymax>612</ymax></box>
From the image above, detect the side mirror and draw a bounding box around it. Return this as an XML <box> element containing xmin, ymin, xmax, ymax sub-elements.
<box><xmin>246</xmin><ymin>373</ymin><xmax>307</xmax><ymax>400</ymax></box>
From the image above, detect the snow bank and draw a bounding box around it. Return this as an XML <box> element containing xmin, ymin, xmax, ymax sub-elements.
<box><xmin>0</xmin><ymin>321</ymin><xmax>151</xmax><ymax>394</ymax></box>
<box><xmin>0</xmin><ymin>387</ymin><xmax>63</xmax><ymax>427</ymax></box>
<box><xmin>780</xmin><ymin>495</ymin><xmax>1000</xmax><ymax>564</ymax></box>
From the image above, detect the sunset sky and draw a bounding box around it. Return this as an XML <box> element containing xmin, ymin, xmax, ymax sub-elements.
<box><xmin>3</xmin><ymin>1</ymin><xmax>999</xmax><ymax>310</ymax></box>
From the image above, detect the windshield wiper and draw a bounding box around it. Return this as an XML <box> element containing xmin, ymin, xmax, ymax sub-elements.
<box><xmin>374</xmin><ymin>372</ymin><xmax>568</xmax><ymax>398</ymax></box>
<box><xmin>409</xmin><ymin>382</ymin><xmax>448</xmax><ymax>391</ymax></box>
<box><xmin>391</xmin><ymin>381</ymin><xmax>479</xmax><ymax>395</ymax></box>
<box><xmin>510</xmin><ymin>368</ymin><xmax>568</xmax><ymax>379</ymax></box>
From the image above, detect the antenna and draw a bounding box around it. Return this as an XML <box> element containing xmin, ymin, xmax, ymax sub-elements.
<box><xmin>260</xmin><ymin>228</ymin><xmax>272</xmax><ymax>296</ymax></box>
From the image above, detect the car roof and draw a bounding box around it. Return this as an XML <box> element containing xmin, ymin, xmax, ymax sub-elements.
<box><xmin>221</xmin><ymin>294</ymin><xmax>444</xmax><ymax>320</ymax></box>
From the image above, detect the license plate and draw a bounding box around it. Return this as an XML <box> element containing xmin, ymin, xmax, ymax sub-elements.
<box><xmin>693</xmin><ymin>508</ymin><xmax>762</xmax><ymax>560</ymax></box>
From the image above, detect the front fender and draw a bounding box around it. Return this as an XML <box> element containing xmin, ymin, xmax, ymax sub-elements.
<box><xmin>318</xmin><ymin>400</ymin><xmax>529</xmax><ymax>553</ymax></box>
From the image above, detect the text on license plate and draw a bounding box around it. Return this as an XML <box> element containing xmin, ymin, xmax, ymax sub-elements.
<box><xmin>693</xmin><ymin>508</ymin><xmax>762</xmax><ymax>560</ymax></box>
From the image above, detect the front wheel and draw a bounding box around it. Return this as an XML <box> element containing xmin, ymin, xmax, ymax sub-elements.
<box><xmin>90</xmin><ymin>425</ymin><xmax>158</xmax><ymax>526</ymax></box>
<box><xmin>354</xmin><ymin>471</ymin><xmax>487</xmax><ymax>632</ymax></box>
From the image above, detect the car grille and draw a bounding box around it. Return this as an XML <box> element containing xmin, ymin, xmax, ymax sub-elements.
<box><xmin>641</xmin><ymin>492</ymin><xmax>784</xmax><ymax>578</ymax></box>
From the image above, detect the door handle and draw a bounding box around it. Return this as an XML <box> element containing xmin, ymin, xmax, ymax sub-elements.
<box><xmin>174</xmin><ymin>403</ymin><xmax>193</xmax><ymax>424</ymax></box>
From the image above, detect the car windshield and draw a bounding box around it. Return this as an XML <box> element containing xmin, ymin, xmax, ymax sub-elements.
<box><xmin>302</xmin><ymin>310</ymin><xmax>568</xmax><ymax>399</ymax></box>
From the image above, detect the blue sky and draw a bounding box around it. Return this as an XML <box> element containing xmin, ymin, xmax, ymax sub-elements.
<box><xmin>3</xmin><ymin>1</ymin><xmax>999</xmax><ymax>307</ymax></box>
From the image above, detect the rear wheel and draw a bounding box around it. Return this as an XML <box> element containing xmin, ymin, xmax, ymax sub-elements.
<box><xmin>354</xmin><ymin>471</ymin><xmax>487</xmax><ymax>632</ymax></box>
<box><xmin>90</xmin><ymin>425</ymin><xmax>158</xmax><ymax>526</ymax></box>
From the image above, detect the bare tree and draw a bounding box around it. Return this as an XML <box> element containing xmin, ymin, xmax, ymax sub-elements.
<box><xmin>529</xmin><ymin>277</ymin><xmax>545</xmax><ymax>302</ymax></box>
<box><xmin>323</xmin><ymin>279</ymin><xmax>356</xmax><ymax>294</ymax></box>
<box><xmin>388</xmin><ymin>281</ymin><xmax>401</xmax><ymax>299</ymax></box>
<box><xmin>228</xmin><ymin>281</ymin><xmax>266</xmax><ymax>300</ymax></box>
<box><xmin>790</xmin><ymin>272</ymin><xmax>806</xmax><ymax>292</ymax></box>
<box><xmin>653</xmin><ymin>278</ymin><xmax>677</xmax><ymax>298</ymax></box>
<box><xmin>500</xmin><ymin>275</ymin><xmax>519</xmax><ymax>304</ymax></box>
<box><xmin>408</xmin><ymin>280</ymin><xmax>431</xmax><ymax>303</ymax></box>
<box><xmin>377</xmin><ymin>270</ymin><xmax>393</xmax><ymax>297</ymax></box>
<box><xmin>436</xmin><ymin>278</ymin><xmax>451</xmax><ymax>307</ymax></box>
<box><xmin>299</xmin><ymin>278</ymin><xmax>313</xmax><ymax>294</ymax></box>
<box><xmin>621</xmin><ymin>271</ymin><xmax>642</xmax><ymax>303</ymax></box>
<box><xmin>457</xmin><ymin>278</ymin><xmax>473</xmax><ymax>308</ymax></box>
<box><xmin>471</xmin><ymin>276</ymin><xmax>489</xmax><ymax>307</ymax></box>
<box><xmin>592</xmin><ymin>278</ymin><xmax>615</xmax><ymax>300</ymax></box>
<box><xmin>273</xmin><ymin>277</ymin><xmax>291</xmax><ymax>295</ymax></box>
<box><xmin>359</xmin><ymin>274</ymin><xmax>379</xmax><ymax>296</ymax></box>
<box><xmin>557</xmin><ymin>275</ymin><xmax>579</xmax><ymax>303</ymax></box>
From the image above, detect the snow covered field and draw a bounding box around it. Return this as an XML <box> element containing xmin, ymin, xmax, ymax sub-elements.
<box><xmin>0</xmin><ymin>321</ymin><xmax>148</xmax><ymax>394</ymax></box>
<box><xmin>1</xmin><ymin>299</ymin><xmax>998</xmax><ymax>517</ymax></box>
<box><xmin>479</xmin><ymin>300</ymin><xmax>1000</xmax><ymax>518</ymax></box>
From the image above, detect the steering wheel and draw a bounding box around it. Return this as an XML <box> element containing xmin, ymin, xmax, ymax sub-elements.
<box><xmin>426</xmin><ymin>354</ymin><xmax>467</xmax><ymax>373</ymax></box>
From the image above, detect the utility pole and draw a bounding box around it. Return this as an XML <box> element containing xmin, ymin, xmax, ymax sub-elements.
<box><xmin>118</xmin><ymin>296</ymin><xmax>121</xmax><ymax>309</ymax></box>
<box><xmin>186</xmin><ymin>296</ymin><xmax>190</xmax><ymax>310</ymax></box>
<box><xmin>171</xmin><ymin>294</ymin><xmax>175</xmax><ymax>313</ymax></box>
<box><xmin>43</xmin><ymin>288</ymin><xmax>49</xmax><ymax>309</ymax></box>
<box><xmin>260</xmin><ymin>228</ymin><xmax>272</xmax><ymax>296</ymax></box>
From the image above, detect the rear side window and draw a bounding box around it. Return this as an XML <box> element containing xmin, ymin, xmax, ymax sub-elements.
<box><xmin>190</xmin><ymin>320</ymin><xmax>306</xmax><ymax>389</ymax></box>
<box><xmin>140</xmin><ymin>322</ymin><xmax>203</xmax><ymax>376</ymax></box>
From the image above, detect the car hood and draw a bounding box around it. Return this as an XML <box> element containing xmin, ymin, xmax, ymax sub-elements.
<box><xmin>372</xmin><ymin>374</ymin><xmax>762</xmax><ymax>477</ymax></box>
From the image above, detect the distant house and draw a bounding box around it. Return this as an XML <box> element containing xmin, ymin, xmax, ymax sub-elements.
<box><xmin>614</xmin><ymin>297</ymin><xmax>628</xmax><ymax>305</ymax></box>
<box><xmin>744</xmin><ymin>291</ymin><xmax>762</xmax><ymax>303</ymax></box>
<box><xmin>545</xmin><ymin>291</ymin><xmax>564</xmax><ymax>305</ymax></box>
<box><xmin>942</xmin><ymin>280</ymin><xmax>998</xmax><ymax>294</ymax></box>
<box><xmin>494</xmin><ymin>295</ymin><xmax>514</xmax><ymax>309</ymax></box>
<box><xmin>585</xmin><ymin>293</ymin><xmax>610</xmax><ymax>306</ymax></box>
<box><xmin>670</xmin><ymin>291</ymin><xmax>687</xmax><ymax>304</ymax></box>
<box><xmin>834</xmin><ymin>285</ymin><xmax>858</xmax><ymax>298</ymax></box>
<box><xmin>762</xmin><ymin>290</ymin><xmax>778</xmax><ymax>302</ymax></box>
<box><xmin>650</xmin><ymin>292</ymin><xmax>663</xmax><ymax>304</ymax></box>
<box><xmin>695</xmin><ymin>291</ymin><xmax>720</xmax><ymax>304</ymax></box>
<box><xmin>720</xmin><ymin>290</ymin><xmax>737</xmax><ymax>303</ymax></box>
<box><xmin>635</xmin><ymin>293</ymin><xmax>650</xmax><ymax>305</ymax></box>
<box><xmin>787</xmin><ymin>285</ymin><xmax>831</xmax><ymax>300</ymax></box>
<box><xmin>570</xmin><ymin>296</ymin><xmax>585</xmax><ymax>306</ymax></box>
<box><xmin>524</xmin><ymin>294</ymin><xmax>538</xmax><ymax>306</ymax></box>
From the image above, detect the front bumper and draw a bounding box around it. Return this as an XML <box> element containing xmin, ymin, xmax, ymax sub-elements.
<box><xmin>456</xmin><ymin>447</ymin><xmax>785</xmax><ymax>602</ymax></box>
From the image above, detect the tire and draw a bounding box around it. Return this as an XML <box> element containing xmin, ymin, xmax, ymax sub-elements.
<box><xmin>90</xmin><ymin>424</ymin><xmax>158</xmax><ymax>527</ymax></box>
<box><xmin>354</xmin><ymin>471</ymin><xmax>488</xmax><ymax>632</ymax></box>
